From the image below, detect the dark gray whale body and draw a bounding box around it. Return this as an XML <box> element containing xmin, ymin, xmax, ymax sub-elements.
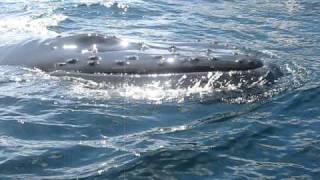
<box><xmin>0</xmin><ymin>34</ymin><xmax>282</xmax><ymax>88</ymax></box>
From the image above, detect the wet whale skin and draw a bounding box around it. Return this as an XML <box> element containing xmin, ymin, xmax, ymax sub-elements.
<box><xmin>0</xmin><ymin>34</ymin><xmax>282</xmax><ymax>87</ymax></box>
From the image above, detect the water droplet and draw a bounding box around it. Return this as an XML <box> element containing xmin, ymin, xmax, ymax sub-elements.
<box><xmin>92</xmin><ymin>44</ymin><xmax>98</xmax><ymax>53</ymax></box>
<box><xmin>63</xmin><ymin>44</ymin><xmax>77</xmax><ymax>50</ymax></box>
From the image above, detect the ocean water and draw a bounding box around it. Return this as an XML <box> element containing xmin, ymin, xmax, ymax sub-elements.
<box><xmin>0</xmin><ymin>0</ymin><xmax>319</xmax><ymax>179</ymax></box>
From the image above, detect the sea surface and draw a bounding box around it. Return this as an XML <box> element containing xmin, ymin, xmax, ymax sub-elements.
<box><xmin>0</xmin><ymin>0</ymin><xmax>319</xmax><ymax>179</ymax></box>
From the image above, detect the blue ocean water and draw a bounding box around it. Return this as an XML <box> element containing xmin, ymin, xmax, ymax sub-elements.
<box><xmin>0</xmin><ymin>0</ymin><xmax>319</xmax><ymax>179</ymax></box>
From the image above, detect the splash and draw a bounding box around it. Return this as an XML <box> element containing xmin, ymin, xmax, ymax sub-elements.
<box><xmin>0</xmin><ymin>14</ymin><xmax>67</xmax><ymax>45</ymax></box>
<box><xmin>77</xmin><ymin>0</ymin><xmax>130</xmax><ymax>12</ymax></box>
<box><xmin>62</xmin><ymin>71</ymin><xmax>275</xmax><ymax>104</ymax></box>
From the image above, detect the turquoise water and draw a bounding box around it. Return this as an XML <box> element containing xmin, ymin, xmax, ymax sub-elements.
<box><xmin>0</xmin><ymin>0</ymin><xmax>319</xmax><ymax>179</ymax></box>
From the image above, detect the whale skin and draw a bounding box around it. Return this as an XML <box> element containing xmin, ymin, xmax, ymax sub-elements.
<box><xmin>0</xmin><ymin>33</ymin><xmax>283</xmax><ymax>88</ymax></box>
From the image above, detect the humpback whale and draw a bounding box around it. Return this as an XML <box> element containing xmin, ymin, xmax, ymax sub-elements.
<box><xmin>0</xmin><ymin>33</ymin><xmax>282</xmax><ymax>88</ymax></box>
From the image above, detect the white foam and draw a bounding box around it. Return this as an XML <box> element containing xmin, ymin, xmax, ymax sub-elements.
<box><xmin>0</xmin><ymin>14</ymin><xmax>67</xmax><ymax>45</ymax></box>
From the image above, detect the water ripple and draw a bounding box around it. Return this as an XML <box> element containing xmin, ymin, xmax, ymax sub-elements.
<box><xmin>0</xmin><ymin>0</ymin><xmax>319</xmax><ymax>179</ymax></box>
